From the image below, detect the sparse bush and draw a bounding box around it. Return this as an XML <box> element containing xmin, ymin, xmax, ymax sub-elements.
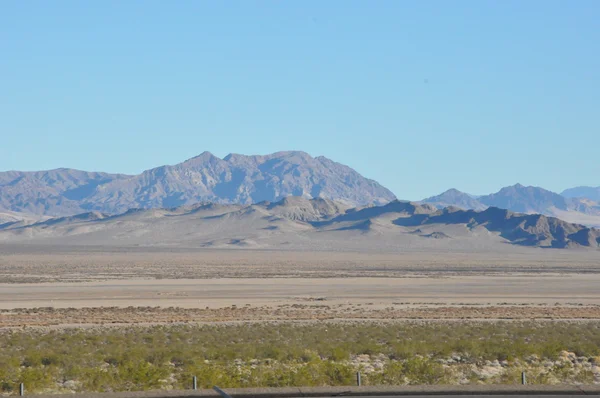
<box><xmin>1</xmin><ymin>321</ymin><xmax>599</xmax><ymax>394</ymax></box>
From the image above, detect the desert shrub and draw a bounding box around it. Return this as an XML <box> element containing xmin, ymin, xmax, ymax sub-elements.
<box><xmin>1</xmin><ymin>321</ymin><xmax>600</xmax><ymax>393</ymax></box>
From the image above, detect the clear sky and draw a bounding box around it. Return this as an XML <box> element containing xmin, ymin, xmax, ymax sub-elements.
<box><xmin>1</xmin><ymin>1</ymin><xmax>598</xmax><ymax>200</ymax></box>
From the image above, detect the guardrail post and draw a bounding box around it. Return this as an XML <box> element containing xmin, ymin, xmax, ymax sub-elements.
<box><xmin>19</xmin><ymin>383</ymin><xmax>24</xmax><ymax>396</ymax></box>
<box><xmin>356</xmin><ymin>371</ymin><xmax>361</xmax><ymax>386</ymax></box>
<box><xmin>192</xmin><ymin>376</ymin><xmax>197</xmax><ymax>390</ymax></box>
<box><xmin>521</xmin><ymin>371</ymin><xmax>527</xmax><ymax>385</ymax></box>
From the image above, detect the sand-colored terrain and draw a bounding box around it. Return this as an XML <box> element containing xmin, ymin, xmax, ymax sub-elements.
<box><xmin>3</xmin><ymin>273</ymin><xmax>600</xmax><ymax>327</ymax></box>
<box><xmin>1</xmin><ymin>248</ymin><xmax>599</xmax><ymax>328</ymax></box>
<box><xmin>2</xmin><ymin>197</ymin><xmax>599</xmax><ymax>250</ymax></box>
<box><xmin>1</xmin><ymin>248</ymin><xmax>599</xmax><ymax>283</ymax></box>
<box><xmin>4</xmin><ymin>275</ymin><xmax>600</xmax><ymax>310</ymax></box>
<box><xmin>4</xmin><ymin>303</ymin><xmax>600</xmax><ymax>328</ymax></box>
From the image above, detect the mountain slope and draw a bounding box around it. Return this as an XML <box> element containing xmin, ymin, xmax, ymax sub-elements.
<box><xmin>562</xmin><ymin>186</ymin><xmax>600</xmax><ymax>201</ymax></box>
<box><xmin>0</xmin><ymin>169</ymin><xmax>129</xmax><ymax>217</ymax></box>
<box><xmin>478</xmin><ymin>184</ymin><xmax>570</xmax><ymax>214</ymax></box>
<box><xmin>0</xmin><ymin>210</ymin><xmax>46</xmax><ymax>227</ymax></box>
<box><xmin>0</xmin><ymin>151</ymin><xmax>396</xmax><ymax>217</ymax></box>
<box><xmin>1</xmin><ymin>197</ymin><xmax>597</xmax><ymax>250</ymax></box>
<box><xmin>421</xmin><ymin>189</ymin><xmax>487</xmax><ymax>211</ymax></box>
<box><xmin>420</xmin><ymin>206</ymin><xmax>600</xmax><ymax>248</ymax></box>
<box><xmin>422</xmin><ymin>184</ymin><xmax>600</xmax><ymax>227</ymax></box>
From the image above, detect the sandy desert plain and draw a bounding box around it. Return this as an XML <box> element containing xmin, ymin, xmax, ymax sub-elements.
<box><xmin>2</xmin><ymin>244</ymin><xmax>600</xmax><ymax>326</ymax></box>
<box><xmin>2</xmin><ymin>243</ymin><xmax>600</xmax><ymax>394</ymax></box>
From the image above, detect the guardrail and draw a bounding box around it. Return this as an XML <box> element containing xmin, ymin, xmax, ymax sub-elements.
<box><xmin>11</xmin><ymin>370</ymin><xmax>534</xmax><ymax>397</ymax></box>
<box><xmin>21</xmin><ymin>384</ymin><xmax>600</xmax><ymax>398</ymax></box>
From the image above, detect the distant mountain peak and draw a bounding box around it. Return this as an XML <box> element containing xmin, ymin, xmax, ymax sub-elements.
<box><xmin>421</xmin><ymin>188</ymin><xmax>487</xmax><ymax>211</ymax></box>
<box><xmin>424</xmin><ymin>188</ymin><xmax>472</xmax><ymax>199</ymax></box>
<box><xmin>562</xmin><ymin>186</ymin><xmax>600</xmax><ymax>201</ymax></box>
<box><xmin>422</xmin><ymin>183</ymin><xmax>600</xmax><ymax>228</ymax></box>
<box><xmin>188</xmin><ymin>151</ymin><xmax>216</xmax><ymax>160</ymax></box>
<box><xmin>479</xmin><ymin>184</ymin><xmax>569</xmax><ymax>214</ymax></box>
<box><xmin>269</xmin><ymin>150</ymin><xmax>311</xmax><ymax>157</ymax></box>
<box><xmin>498</xmin><ymin>183</ymin><xmax>537</xmax><ymax>193</ymax></box>
<box><xmin>0</xmin><ymin>151</ymin><xmax>396</xmax><ymax>217</ymax></box>
<box><xmin>181</xmin><ymin>151</ymin><xmax>220</xmax><ymax>164</ymax></box>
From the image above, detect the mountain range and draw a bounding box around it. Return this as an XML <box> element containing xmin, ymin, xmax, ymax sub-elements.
<box><xmin>422</xmin><ymin>184</ymin><xmax>600</xmax><ymax>227</ymax></box>
<box><xmin>1</xmin><ymin>197</ymin><xmax>598</xmax><ymax>250</ymax></box>
<box><xmin>0</xmin><ymin>151</ymin><xmax>395</xmax><ymax>218</ymax></box>
<box><xmin>561</xmin><ymin>186</ymin><xmax>600</xmax><ymax>202</ymax></box>
<box><xmin>1</xmin><ymin>150</ymin><xmax>599</xmax><ymax>232</ymax></box>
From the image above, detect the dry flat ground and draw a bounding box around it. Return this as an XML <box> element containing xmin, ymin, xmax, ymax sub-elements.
<box><xmin>3</xmin><ymin>275</ymin><xmax>600</xmax><ymax>310</ymax></box>
<box><xmin>2</xmin><ymin>246</ymin><xmax>600</xmax><ymax>282</ymax></box>
<box><xmin>0</xmin><ymin>247</ymin><xmax>599</xmax><ymax>327</ymax></box>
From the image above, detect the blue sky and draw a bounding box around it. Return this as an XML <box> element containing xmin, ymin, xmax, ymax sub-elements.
<box><xmin>1</xmin><ymin>1</ymin><xmax>598</xmax><ymax>200</ymax></box>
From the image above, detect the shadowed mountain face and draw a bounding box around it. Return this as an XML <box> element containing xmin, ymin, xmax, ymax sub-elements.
<box><xmin>1</xmin><ymin>197</ymin><xmax>597</xmax><ymax>250</ymax></box>
<box><xmin>420</xmin><ymin>206</ymin><xmax>600</xmax><ymax>248</ymax></box>
<box><xmin>421</xmin><ymin>184</ymin><xmax>600</xmax><ymax>227</ymax></box>
<box><xmin>0</xmin><ymin>151</ymin><xmax>396</xmax><ymax>217</ymax></box>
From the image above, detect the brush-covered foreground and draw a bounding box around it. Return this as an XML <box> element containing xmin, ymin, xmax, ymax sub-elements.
<box><xmin>1</xmin><ymin>322</ymin><xmax>600</xmax><ymax>395</ymax></box>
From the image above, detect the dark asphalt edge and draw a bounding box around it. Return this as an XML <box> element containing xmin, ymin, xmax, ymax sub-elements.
<box><xmin>29</xmin><ymin>385</ymin><xmax>600</xmax><ymax>398</ymax></box>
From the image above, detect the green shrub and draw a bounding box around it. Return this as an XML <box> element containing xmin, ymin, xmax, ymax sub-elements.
<box><xmin>1</xmin><ymin>321</ymin><xmax>600</xmax><ymax>393</ymax></box>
